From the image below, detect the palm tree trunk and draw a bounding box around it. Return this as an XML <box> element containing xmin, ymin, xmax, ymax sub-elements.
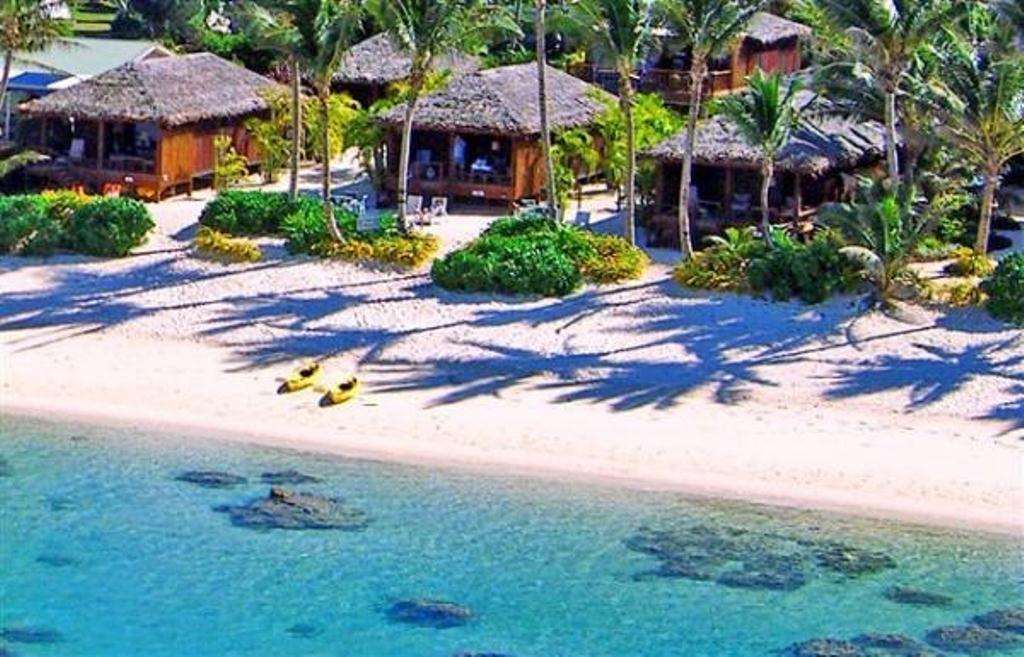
<box><xmin>976</xmin><ymin>167</ymin><xmax>998</xmax><ymax>254</ymax></box>
<box><xmin>397</xmin><ymin>72</ymin><xmax>424</xmax><ymax>233</ymax></box>
<box><xmin>619</xmin><ymin>70</ymin><xmax>637</xmax><ymax>246</ymax></box>
<box><xmin>760</xmin><ymin>159</ymin><xmax>774</xmax><ymax>246</ymax></box>
<box><xmin>0</xmin><ymin>52</ymin><xmax>12</xmax><ymax>135</ymax></box>
<box><xmin>321</xmin><ymin>90</ymin><xmax>343</xmax><ymax>244</ymax></box>
<box><xmin>883</xmin><ymin>89</ymin><xmax>900</xmax><ymax>185</ymax></box>
<box><xmin>677</xmin><ymin>59</ymin><xmax>705</xmax><ymax>258</ymax></box>
<box><xmin>536</xmin><ymin>0</ymin><xmax>559</xmax><ymax>219</ymax></box>
<box><xmin>289</xmin><ymin>56</ymin><xmax>301</xmax><ymax>201</ymax></box>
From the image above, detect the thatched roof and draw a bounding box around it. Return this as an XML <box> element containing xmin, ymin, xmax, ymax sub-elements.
<box><xmin>744</xmin><ymin>12</ymin><xmax>813</xmax><ymax>47</ymax></box>
<box><xmin>333</xmin><ymin>33</ymin><xmax>479</xmax><ymax>86</ymax></box>
<box><xmin>19</xmin><ymin>53</ymin><xmax>281</xmax><ymax>127</ymax></box>
<box><xmin>646</xmin><ymin>104</ymin><xmax>887</xmax><ymax>176</ymax></box>
<box><xmin>380</xmin><ymin>63</ymin><xmax>612</xmax><ymax>136</ymax></box>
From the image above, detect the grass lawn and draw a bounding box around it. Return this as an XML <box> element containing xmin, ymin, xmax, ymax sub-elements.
<box><xmin>73</xmin><ymin>2</ymin><xmax>116</xmax><ymax>36</ymax></box>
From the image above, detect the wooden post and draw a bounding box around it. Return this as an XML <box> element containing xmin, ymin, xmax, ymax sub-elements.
<box><xmin>723</xmin><ymin>165</ymin><xmax>734</xmax><ymax>219</ymax></box>
<box><xmin>730</xmin><ymin>45</ymin><xmax>743</xmax><ymax>91</ymax></box>
<box><xmin>96</xmin><ymin>120</ymin><xmax>106</xmax><ymax>170</ymax></box>
<box><xmin>794</xmin><ymin>173</ymin><xmax>803</xmax><ymax>217</ymax></box>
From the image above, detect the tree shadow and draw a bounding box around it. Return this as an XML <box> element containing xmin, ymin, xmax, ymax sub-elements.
<box><xmin>823</xmin><ymin>338</ymin><xmax>1024</xmax><ymax>409</ymax></box>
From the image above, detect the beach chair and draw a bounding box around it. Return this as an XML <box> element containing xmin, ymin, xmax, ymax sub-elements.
<box><xmin>430</xmin><ymin>197</ymin><xmax>448</xmax><ymax>219</ymax></box>
<box><xmin>573</xmin><ymin>210</ymin><xmax>591</xmax><ymax>229</ymax></box>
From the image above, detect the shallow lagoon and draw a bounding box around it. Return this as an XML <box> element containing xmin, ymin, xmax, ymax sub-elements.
<box><xmin>1</xmin><ymin>416</ymin><xmax>1021</xmax><ymax>656</ymax></box>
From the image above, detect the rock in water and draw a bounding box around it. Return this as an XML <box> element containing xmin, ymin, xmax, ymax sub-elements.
<box><xmin>215</xmin><ymin>487</ymin><xmax>370</xmax><ymax>531</ymax></box>
<box><xmin>851</xmin><ymin>633</ymin><xmax>936</xmax><ymax>655</ymax></box>
<box><xmin>973</xmin><ymin>608</ymin><xmax>1024</xmax><ymax>635</ymax></box>
<box><xmin>0</xmin><ymin>457</ymin><xmax>11</xmax><ymax>477</ymax></box>
<box><xmin>36</xmin><ymin>554</ymin><xmax>77</xmax><ymax>568</ymax></box>
<box><xmin>260</xmin><ymin>470</ymin><xmax>323</xmax><ymax>485</ymax></box>
<box><xmin>784</xmin><ymin>638</ymin><xmax>867</xmax><ymax>657</ymax></box>
<box><xmin>0</xmin><ymin>627</ymin><xmax>64</xmax><ymax>644</ymax></box>
<box><xmin>924</xmin><ymin>625</ymin><xmax>1022</xmax><ymax>653</ymax></box>
<box><xmin>883</xmin><ymin>586</ymin><xmax>954</xmax><ymax>608</ymax></box>
<box><xmin>285</xmin><ymin>623</ymin><xmax>323</xmax><ymax>638</ymax></box>
<box><xmin>386</xmin><ymin>599</ymin><xmax>473</xmax><ymax>629</ymax></box>
<box><xmin>814</xmin><ymin>543</ymin><xmax>896</xmax><ymax>577</ymax></box>
<box><xmin>175</xmin><ymin>471</ymin><xmax>248</xmax><ymax>489</ymax></box>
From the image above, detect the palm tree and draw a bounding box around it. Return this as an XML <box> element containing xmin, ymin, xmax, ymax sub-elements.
<box><xmin>715</xmin><ymin>69</ymin><xmax>803</xmax><ymax>245</ymax></box>
<box><xmin>535</xmin><ymin>0</ymin><xmax>560</xmax><ymax>220</ymax></box>
<box><xmin>815</xmin><ymin>0</ymin><xmax>960</xmax><ymax>186</ymax></box>
<box><xmin>1</xmin><ymin>0</ymin><xmax>70</xmax><ymax>124</ymax></box>
<box><xmin>245</xmin><ymin>0</ymin><xmax>362</xmax><ymax>242</ymax></box>
<box><xmin>0</xmin><ymin>148</ymin><xmax>45</xmax><ymax>179</ymax></box>
<box><xmin>822</xmin><ymin>182</ymin><xmax>930</xmax><ymax>305</ymax></box>
<box><xmin>560</xmin><ymin>0</ymin><xmax>655</xmax><ymax>244</ymax></box>
<box><xmin>367</xmin><ymin>0</ymin><xmax>516</xmax><ymax>231</ymax></box>
<box><xmin>934</xmin><ymin>22</ymin><xmax>1024</xmax><ymax>253</ymax></box>
<box><xmin>235</xmin><ymin>2</ymin><xmax>309</xmax><ymax>201</ymax></box>
<box><xmin>657</xmin><ymin>0</ymin><xmax>763</xmax><ymax>257</ymax></box>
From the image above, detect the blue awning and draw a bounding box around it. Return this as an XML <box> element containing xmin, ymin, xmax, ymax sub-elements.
<box><xmin>8</xmin><ymin>71</ymin><xmax>70</xmax><ymax>93</ymax></box>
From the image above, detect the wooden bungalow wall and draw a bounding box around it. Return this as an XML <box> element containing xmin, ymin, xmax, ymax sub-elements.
<box><xmin>159</xmin><ymin>123</ymin><xmax>258</xmax><ymax>187</ymax></box>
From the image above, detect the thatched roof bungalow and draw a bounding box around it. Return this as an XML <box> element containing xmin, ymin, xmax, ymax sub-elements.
<box><xmin>378</xmin><ymin>63</ymin><xmax>611</xmax><ymax>206</ymax></box>
<box><xmin>573</xmin><ymin>12</ymin><xmax>812</xmax><ymax>106</ymax></box>
<box><xmin>643</xmin><ymin>106</ymin><xmax>887</xmax><ymax>246</ymax></box>
<box><xmin>18</xmin><ymin>53</ymin><xmax>281</xmax><ymax>199</ymax></box>
<box><xmin>332</xmin><ymin>33</ymin><xmax>480</xmax><ymax>106</ymax></box>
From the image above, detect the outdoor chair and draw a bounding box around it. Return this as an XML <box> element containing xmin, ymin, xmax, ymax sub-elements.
<box><xmin>68</xmin><ymin>138</ymin><xmax>85</xmax><ymax>163</ymax></box>
<box><xmin>573</xmin><ymin>210</ymin><xmax>591</xmax><ymax>229</ymax></box>
<box><xmin>731</xmin><ymin>193</ymin><xmax>752</xmax><ymax>221</ymax></box>
<box><xmin>430</xmin><ymin>197</ymin><xmax>448</xmax><ymax>218</ymax></box>
<box><xmin>405</xmin><ymin>195</ymin><xmax>423</xmax><ymax>217</ymax></box>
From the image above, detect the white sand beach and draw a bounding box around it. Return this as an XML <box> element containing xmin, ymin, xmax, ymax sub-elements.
<box><xmin>1</xmin><ymin>171</ymin><xmax>1022</xmax><ymax>536</ymax></box>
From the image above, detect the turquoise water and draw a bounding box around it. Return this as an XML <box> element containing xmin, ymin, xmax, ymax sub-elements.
<box><xmin>1</xmin><ymin>415</ymin><xmax>1022</xmax><ymax>657</ymax></box>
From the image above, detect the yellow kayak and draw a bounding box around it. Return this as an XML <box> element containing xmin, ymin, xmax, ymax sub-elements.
<box><xmin>323</xmin><ymin>377</ymin><xmax>360</xmax><ymax>406</ymax></box>
<box><xmin>279</xmin><ymin>362</ymin><xmax>322</xmax><ymax>393</ymax></box>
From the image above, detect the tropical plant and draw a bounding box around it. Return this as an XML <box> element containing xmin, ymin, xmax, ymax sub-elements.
<box><xmin>0</xmin><ymin>149</ymin><xmax>47</xmax><ymax>179</ymax></box>
<box><xmin>557</xmin><ymin>0</ymin><xmax>655</xmax><ymax>243</ymax></box>
<box><xmin>65</xmin><ymin>197</ymin><xmax>155</xmax><ymax>257</ymax></box>
<box><xmin>302</xmin><ymin>91</ymin><xmax>360</xmax><ymax>165</ymax></box>
<box><xmin>199</xmin><ymin>190</ymin><xmax>298</xmax><ymax>235</ymax></box>
<box><xmin>194</xmin><ymin>226</ymin><xmax>265</xmax><ymax>263</ymax></box>
<box><xmin>821</xmin><ymin>183</ymin><xmax>931</xmax><ymax>304</ymax></box>
<box><xmin>1</xmin><ymin>0</ymin><xmax>70</xmax><ymax>121</ymax></box>
<box><xmin>536</xmin><ymin>0</ymin><xmax>560</xmax><ymax>219</ymax></box>
<box><xmin>981</xmin><ymin>252</ymin><xmax>1024</xmax><ymax>325</ymax></box>
<box><xmin>594</xmin><ymin>92</ymin><xmax>683</xmax><ymax>213</ymax></box>
<box><xmin>213</xmin><ymin>134</ymin><xmax>249</xmax><ymax>190</ymax></box>
<box><xmin>367</xmin><ymin>0</ymin><xmax>518</xmax><ymax>230</ymax></box>
<box><xmin>240</xmin><ymin>0</ymin><xmax>362</xmax><ymax>243</ymax></box>
<box><xmin>347</xmin><ymin>92</ymin><xmax>403</xmax><ymax>189</ymax></box>
<box><xmin>814</xmin><ymin>0</ymin><xmax>961</xmax><ymax>185</ymax></box>
<box><xmin>714</xmin><ymin>69</ymin><xmax>804</xmax><ymax>245</ymax></box>
<box><xmin>673</xmin><ymin>226</ymin><xmax>766</xmax><ymax>291</ymax></box>
<box><xmin>932</xmin><ymin>20</ymin><xmax>1024</xmax><ymax>254</ymax></box>
<box><xmin>245</xmin><ymin>89</ymin><xmax>292</xmax><ymax>184</ymax></box>
<box><xmin>551</xmin><ymin>126</ymin><xmax>600</xmax><ymax>211</ymax></box>
<box><xmin>657</xmin><ymin>0</ymin><xmax>764</xmax><ymax>257</ymax></box>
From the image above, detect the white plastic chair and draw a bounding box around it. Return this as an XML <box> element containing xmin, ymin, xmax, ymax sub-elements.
<box><xmin>68</xmin><ymin>138</ymin><xmax>85</xmax><ymax>162</ymax></box>
<box><xmin>430</xmin><ymin>197</ymin><xmax>448</xmax><ymax>218</ymax></box>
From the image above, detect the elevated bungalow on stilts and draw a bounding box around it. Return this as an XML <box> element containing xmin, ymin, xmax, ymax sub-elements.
<box><xmin>644</xmin><ymin>104</ymin><xmax>888</xmax><ymax>248</ymax></box>
<box><xmin>377</xmin><ymin>63</ymin><xmax>612</xmax><ymax>208</ymax></box>
<box><xmin>17</xmin><ymin>53</ymin><xmax>281</xmax><ymax>200</ymax></box>
<box><xmin>571</xmin><ymin>12</ymin><xmax>812</xmax><ymax>107</ymax></box>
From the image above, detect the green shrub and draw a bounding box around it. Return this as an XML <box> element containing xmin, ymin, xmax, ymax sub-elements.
<box><xmin>747</xmin><ymin>232</ymin><xmax>860</xmax><ymax>304</ymax></box>
<box><xmin>66</xmin><ymin>197</ymin><xmax>154</xmax><ymax>257</ymax></box>
<box><xmin>280</xmin><ymin>199</ymin><xmax>334</xmax><ymax>254</ymax></box>
<box><xmin>432</xmin><ymin>215</ymin><xmax>647</xmax><ymax>297</ymax></box>
<box><xmin>913</xmin><ymin>235</ymin><xmax>960</xmax><ymax>262</ymax></box>
<box><xmin>40</xmin><ymin>190</ymin><xmax>91</xmax><ymax>224</ymax></box>
<box><xmin>981</xmin><ymin>254</ymin><xmax>1024</xmax><ymax>325</ymax></box>
<box><xmin>0</xmin><ymin>195</ymin><xmax>63</xmax><ymax>256</ymax></box>
<box><xmin>674</xmin><ymin>227</ymin><xmax>765</xmax><ymax>292</ymax></box>
<box><xmin>194</xmin><ymin>227</ymin><xmax>263</xmax><ymax>263</ymax></box>
<box><xmin>199</xmin><ymin>191</ymin><xmax>295</xmax><ymax>235</ymax></box>
<box><xmin>944</xmin><ymin>246</ymin><xmax>996</xmax><ymax>277</ymax></box>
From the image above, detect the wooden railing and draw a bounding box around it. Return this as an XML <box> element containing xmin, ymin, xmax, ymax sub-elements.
<box><xmin>410</xmin><ymin>160</ymin><xmax>512</xmax><ymax>187</ymax></box>
<box><xmin>568</xmin><ymin>64</ymin><xmax>736</xmax><ymax>103</ymax></box>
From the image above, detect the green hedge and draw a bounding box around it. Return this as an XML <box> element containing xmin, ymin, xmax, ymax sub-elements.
<box><xmin>199</xmin><ymin>190</ymin><xmax>297</xmax><ymax>235</ymax></box>
<box><xmin>431</xmin><ymin>215</ymin><xmax>648</xmax><ymax>297</ymax></box>
<box><xmin>0</xmin><ymin>193</ymin><xmax>153</xmax><ymax>258</ymax></box>
<box><xmin>280</xmin><ymin>202</ymin><xmax>438</xmax><ymax>268</ymax></box>
<box><xmin>675</xmin><ymin>228</ymin><xmax>861</xmax><ymax>304</ymax></box>
<box><xmin>982</xmin><ymin>253</ymin><xmax>1024</xmax><ymax>325</ymax></box>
